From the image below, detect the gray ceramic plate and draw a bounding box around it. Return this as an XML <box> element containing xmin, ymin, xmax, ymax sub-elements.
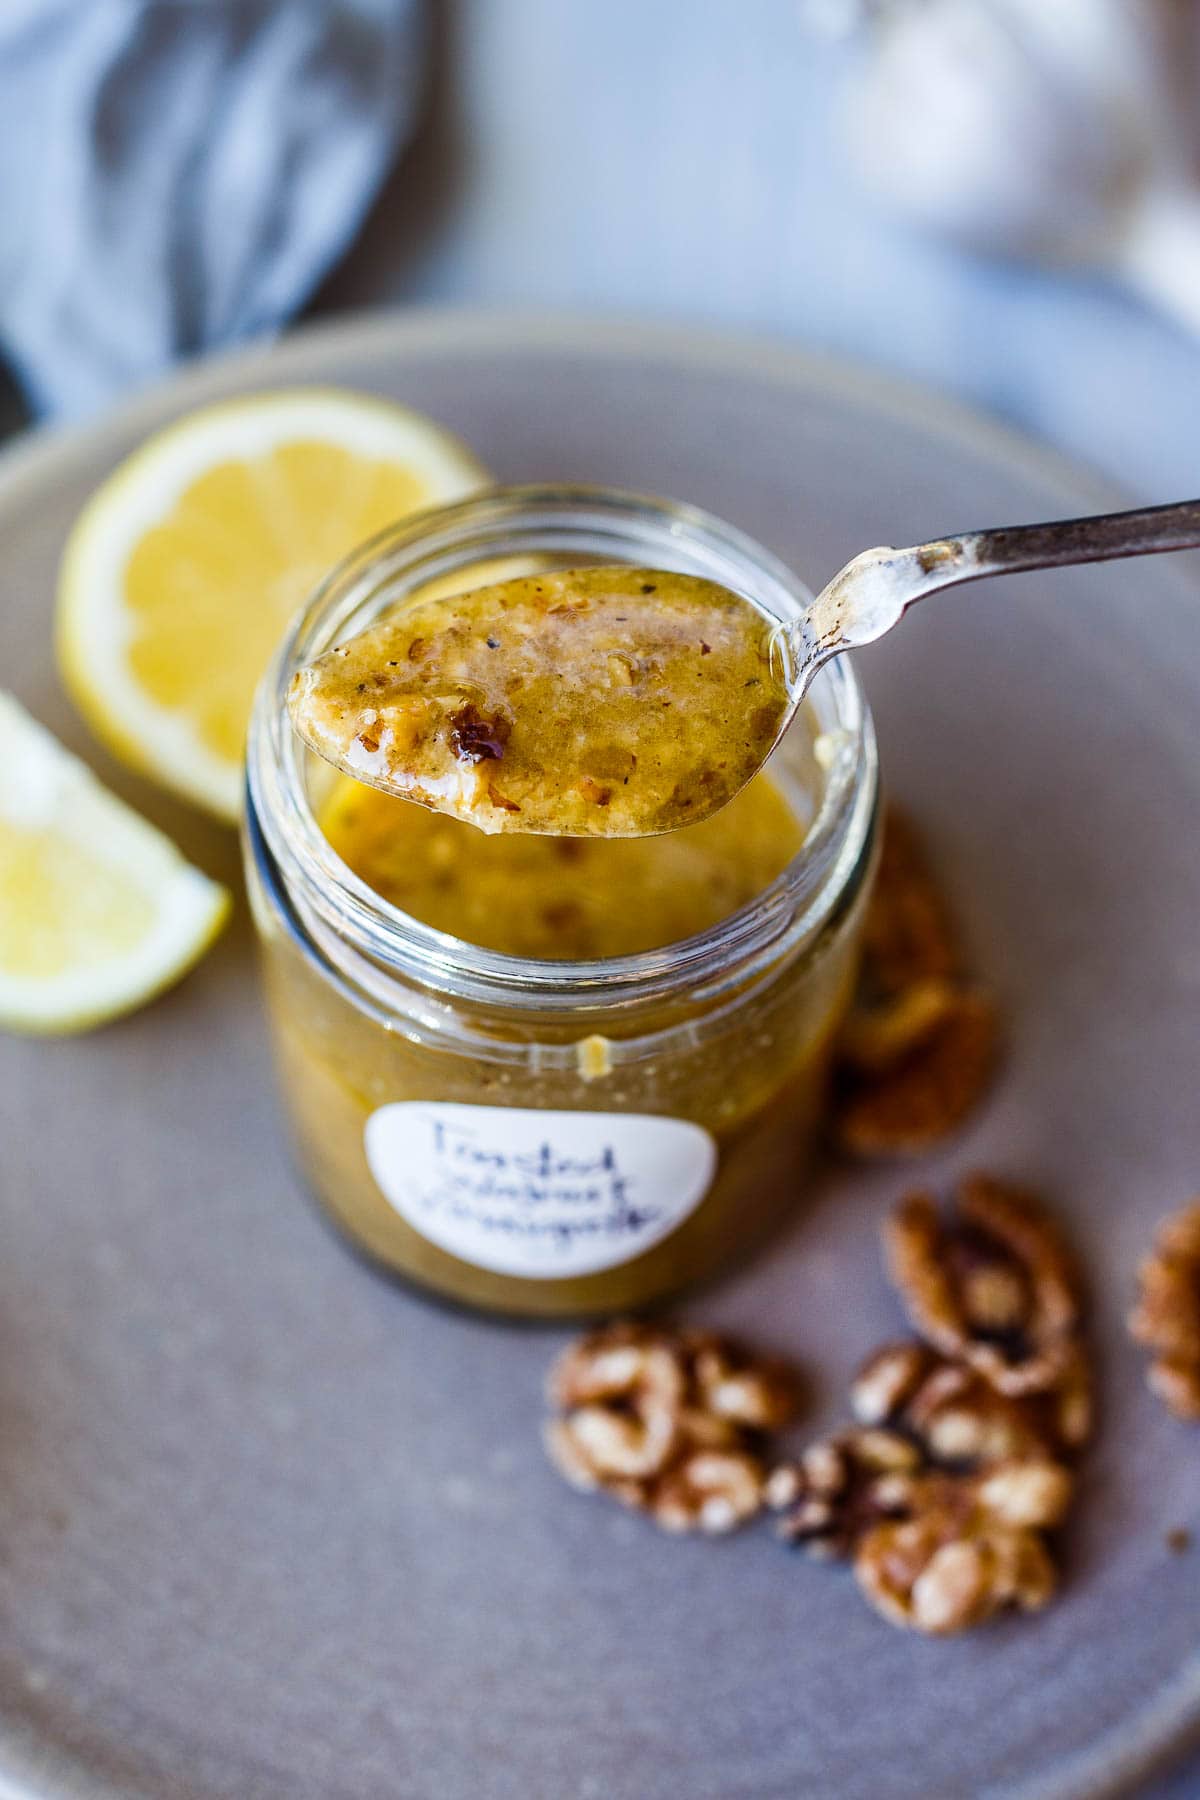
<box><xmin>1</xmin><ymin>315</ymin><xmax>1197</xmax><ymax>1800</ymax></box>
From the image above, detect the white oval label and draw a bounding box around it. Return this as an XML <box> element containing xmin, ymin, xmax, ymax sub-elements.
<box><xmin>363</xmin><ymin>1102</ymin><xmax>717</xmax><ymax>1279</ymax></box>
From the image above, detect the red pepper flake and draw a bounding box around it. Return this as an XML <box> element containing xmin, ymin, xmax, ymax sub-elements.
<box><xmin>578</xmin><ymin>777</ymin><xmax>613</xmax><ymax>807</ymax></box>
<box><xmin>407</xmin><ymin>637</ymin><xmax>427</xmax><ymax>662</ymax></box>
<box><xmin>448</xmin><ymin>702</ymin><xmax>511</xmax><ymax>764</ymax></box>
<box><xmin>356</xmin><ymin>731</ymin><xmax>380</xmax><ymax>754</ymax></box>
<box><xmin>700</xmin><ymin>641</ymin><xmax>711</xmax><ymax>655</ymax></box>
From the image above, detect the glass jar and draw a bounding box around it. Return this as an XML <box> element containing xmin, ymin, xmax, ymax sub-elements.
<box><xmin>244</xmin><ymin>486</ymin><xmax>879</xmax><ymax>1317</ymax></box>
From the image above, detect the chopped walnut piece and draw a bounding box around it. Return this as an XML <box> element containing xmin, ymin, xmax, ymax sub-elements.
<box><xmin>1129</xmin><ymin>1199</ymin><xmax>1200</xmax><ymax>1421</ymax></box>
<box><xmin>884</xmin><ymin>1177</ymin><xmax>1081</xmax><ymax>1396</ymax></box>
<box><xmin>575</xmin><ymin>1034</ymin><xmax>613</xmax><ymax>1082</ymax></box>
<box><xmin>831</xmin><ymin>809</ymin><xmax>998</xmax><ymax>1158</ymax></box>
<box><xmin>577</xmin><ymin>777</ymin><xmax>613</xmax><ymax>807</ymax></box>
<box><xmin>854</xmin><ymin>1460</ymin><xmax>1069</xmax><ymax>1634</ymax></box>
<box><xmin>544</xmin><ymin>1323</ymin><xmax>799</xmax><ymax>1534</ymax></box>
<box><xmin>447</xmin><ymin>702</ymin><xmax>511</xmax><ymax>764</ymax></box>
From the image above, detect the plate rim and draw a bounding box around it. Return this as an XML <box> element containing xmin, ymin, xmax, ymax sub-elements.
<box><xmin>0</xmin><ymin>306</ymin><xmax>1196</xmax><ymax>1800</ymax></box>
<box><xmin>0</xmin><ymin>306</ymin><xmax>1146</xmax><ymax>527</ymax></box>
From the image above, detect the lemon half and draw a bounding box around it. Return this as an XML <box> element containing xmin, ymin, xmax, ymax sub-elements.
<box><xmin>57</xmin><ymin>388</ymin><xmax>487</xmax><ymax>820</ymax></box>
<box><xmin>0</xmin><ymin>694</ymin><xmax>229</xmax><ymax>1034</ymax></box>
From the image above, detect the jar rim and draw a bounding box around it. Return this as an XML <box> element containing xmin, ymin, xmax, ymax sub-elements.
<box><xmin>246</xmin><ymin>483</ymin><xmax>878</xmax><ymax>1018</ymax></box>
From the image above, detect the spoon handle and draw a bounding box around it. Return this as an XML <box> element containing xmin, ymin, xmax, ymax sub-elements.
<box><xmin>945</xmin><ymin>497</ymin><xmax>1200</xmax><ymax>582</ymax></box>
<box><xmin>794</xmin><ymin>497</ymin><xmax>1200</xmax><ymax>683</ymax></box>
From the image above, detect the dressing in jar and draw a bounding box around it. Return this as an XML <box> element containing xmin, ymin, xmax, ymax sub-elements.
<box><xmin>244</xmin><ymin>486</ymin><xmax>879</xmax><ymax>1316</ymax></box>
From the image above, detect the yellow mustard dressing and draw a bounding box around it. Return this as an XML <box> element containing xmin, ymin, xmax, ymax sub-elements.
<box><xmin>320</xmin><ymin>767</ymin><xmax>804</xmax><ymax>960</ymax></box>
<box><xmin>289</xmin><ymin>567</ymin><xmax>789</xmax><ymax>837</ymax></box>
<box><xmin>248</xmin><ymin>498</ymin><xmax>877</xmax><ymax>1318</ymax></box>
<box><xmin>258</xmin><ymin>749</ymin><xmax>859</xmax><ymax>1317</ymax></box>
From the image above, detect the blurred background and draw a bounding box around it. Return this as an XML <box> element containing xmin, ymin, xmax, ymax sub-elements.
<box><xmin>2</xmin><ymin>0</ymin><xmax>1199</xmax><ymax>498</ymax></box>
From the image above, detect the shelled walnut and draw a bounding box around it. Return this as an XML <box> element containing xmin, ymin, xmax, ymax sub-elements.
<box><xmin>767</xmin><ymin>1415</ymin><xmax>1073</xmax><ymax>1633</ymax></box>
<box><xmin>765</xmin><ymin>1428</ymin><xmax>922</xmax><ymax>1558</ymax></box>
<box><xmin>854</xmin><ymin>1459</ymin><xmax>1071</xmax><ymax>1635</ymax></box>
<box><xmin>850</xmin><ymin>1339</ymin><xmax>1092</xmax><ymax>1464</ymax></box>
<box><xmin>854</xmin><ymin>807</ymin><xmax>962</xmax><ymax>993</ymax></box>
<box><xmin>831</xmin><ymin>809</ymin><xmax>998</xmax><ymax>1157</ymax></box>
<box><xmin>883</xmin><ymin>1176</ymin><xmax>1081</xmax><ymax>1396</ymax></box>
<box><xmin>544</xmin><ymin>1322</ymin><xmax>799</xmax><ymax>1534</ymax></box>
<box><xmin>771</xmin><ymin>1174</ymin><xmax>1091</xmax><ymax>1635</ymax></box>
<box><xmin>1129</xmin><ymin>1199</ymin><xmax>1200</xmax><ymax>1420</ymax></box>
<box><xmin>540</xmin><ymin>1173</ymin><xmax>1094</xmax><ymax>1639</ymax></box>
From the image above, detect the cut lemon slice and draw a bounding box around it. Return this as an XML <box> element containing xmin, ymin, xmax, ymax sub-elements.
<box><xmin>57</xmin><ymin>388</ymin><xmax>487</xmax><ymax>820</ymax></box>
<box><xmin>0</xmin><ymin>694</ymin><xmax>230</xmax><ymax>1034</ymax></box>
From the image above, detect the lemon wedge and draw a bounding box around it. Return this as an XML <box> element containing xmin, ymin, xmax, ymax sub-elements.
<box><xmin>0</xmin><ymin>694</ymin><xmax>229</xmax><ymax>1034</ymax></box>
<box><xmin>57</xmin><ymin>388</ymin><xmax>487</xmax><ymax>820</ymax></box>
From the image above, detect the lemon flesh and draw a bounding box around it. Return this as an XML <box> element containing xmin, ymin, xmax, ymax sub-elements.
<box><xmin>57</xmin><ymin>388</ymin><xmax>487</xmax><ymax>820</ymax></box>
<box><xmin>0</xmin><ymin>694</ymin><xmax>229</xmax><ymax>1034</ymax></box>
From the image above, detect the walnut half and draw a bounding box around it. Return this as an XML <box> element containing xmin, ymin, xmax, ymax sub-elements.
<box><xmin>854</xmin><ymin>1461</ymin><xmax>1071</xmax><ymax>1635</ymax></box>
<box><xmin>831</xmin><ymin>808</ymin><xmax>999</xmax><ymax>1158</ymax></box>
<box><xmin>883</xmin><ymin>1176</ymin><xmax>1081</xmax><ymax>1396</ymax></box>
<box><xmin>1129</xmin><ymin>1199</ymin><xmax>1200</xmax><ymax>1421</ymax></box>
<box><xmin>767</xmin><ymin>1416</ymin><xmax>1073</xmax><ymax>1635</ymax></box>
<box><xmin>769</xmin><ymin>1172</ymin><xmax>1091</xmax><ymax>1636</ymax></box>
<box><xmin>850</xmin><ymin>1339</ymin><xmax>1093</xmax><ymax>1464</ymax></box>
<box><xmin>544</xmin><ymin>1323</ymin><xmax>799</xmax><ymax>1535</ymax></box>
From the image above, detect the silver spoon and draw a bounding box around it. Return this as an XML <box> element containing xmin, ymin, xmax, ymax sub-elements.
<box><xmin>777</xmin><ymin>497</ymin><xmax>1200</xmax><ymax>703</ymax></box>
<box><xmin>291</xmin><ymin>499</ymin><xmax>1200</xmax><ymax>840</ymax></box>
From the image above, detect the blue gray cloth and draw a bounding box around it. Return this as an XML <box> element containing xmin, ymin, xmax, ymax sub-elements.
<box><xmin>0</xmin><ymin>0</ymin><xmax>426</xmax><ymax>417</ymax></box>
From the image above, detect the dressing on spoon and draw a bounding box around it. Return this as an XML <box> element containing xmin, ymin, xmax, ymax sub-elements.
<box><xmin>288</xmin><ymin>566</ymin><xmax>789</xmax><ymax>837</ymax></box>
<box><xmin>290</xmin><ymin>494</ymin><xmax>1200</xmax><ymax>839</ymax></box>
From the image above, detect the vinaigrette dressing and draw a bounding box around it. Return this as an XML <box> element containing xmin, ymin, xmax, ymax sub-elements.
<box><xmin>288</xmin><ymin>567</ymin><xmax>789</xmax><ymax>838</ymax></box>
<box><xmin>246</xmin><ymin>488</ymin><xmax>879</xmax><ymax>1316</ymax></box>
<box><xmin>320</xmin><ymin>769</ymin><xmax>803</xmax><ymax>961</ymax></box>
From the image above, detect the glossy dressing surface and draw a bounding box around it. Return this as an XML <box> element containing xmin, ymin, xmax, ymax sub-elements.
<box><xmin>320</xmin><ymin>768</ymin><xmax>803</xmax><ymax>959</ymax></box>
<box><xmin>288</xmin><ymin>566</ymin><xmax>790</xmax><ymax>837</ymax></box>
